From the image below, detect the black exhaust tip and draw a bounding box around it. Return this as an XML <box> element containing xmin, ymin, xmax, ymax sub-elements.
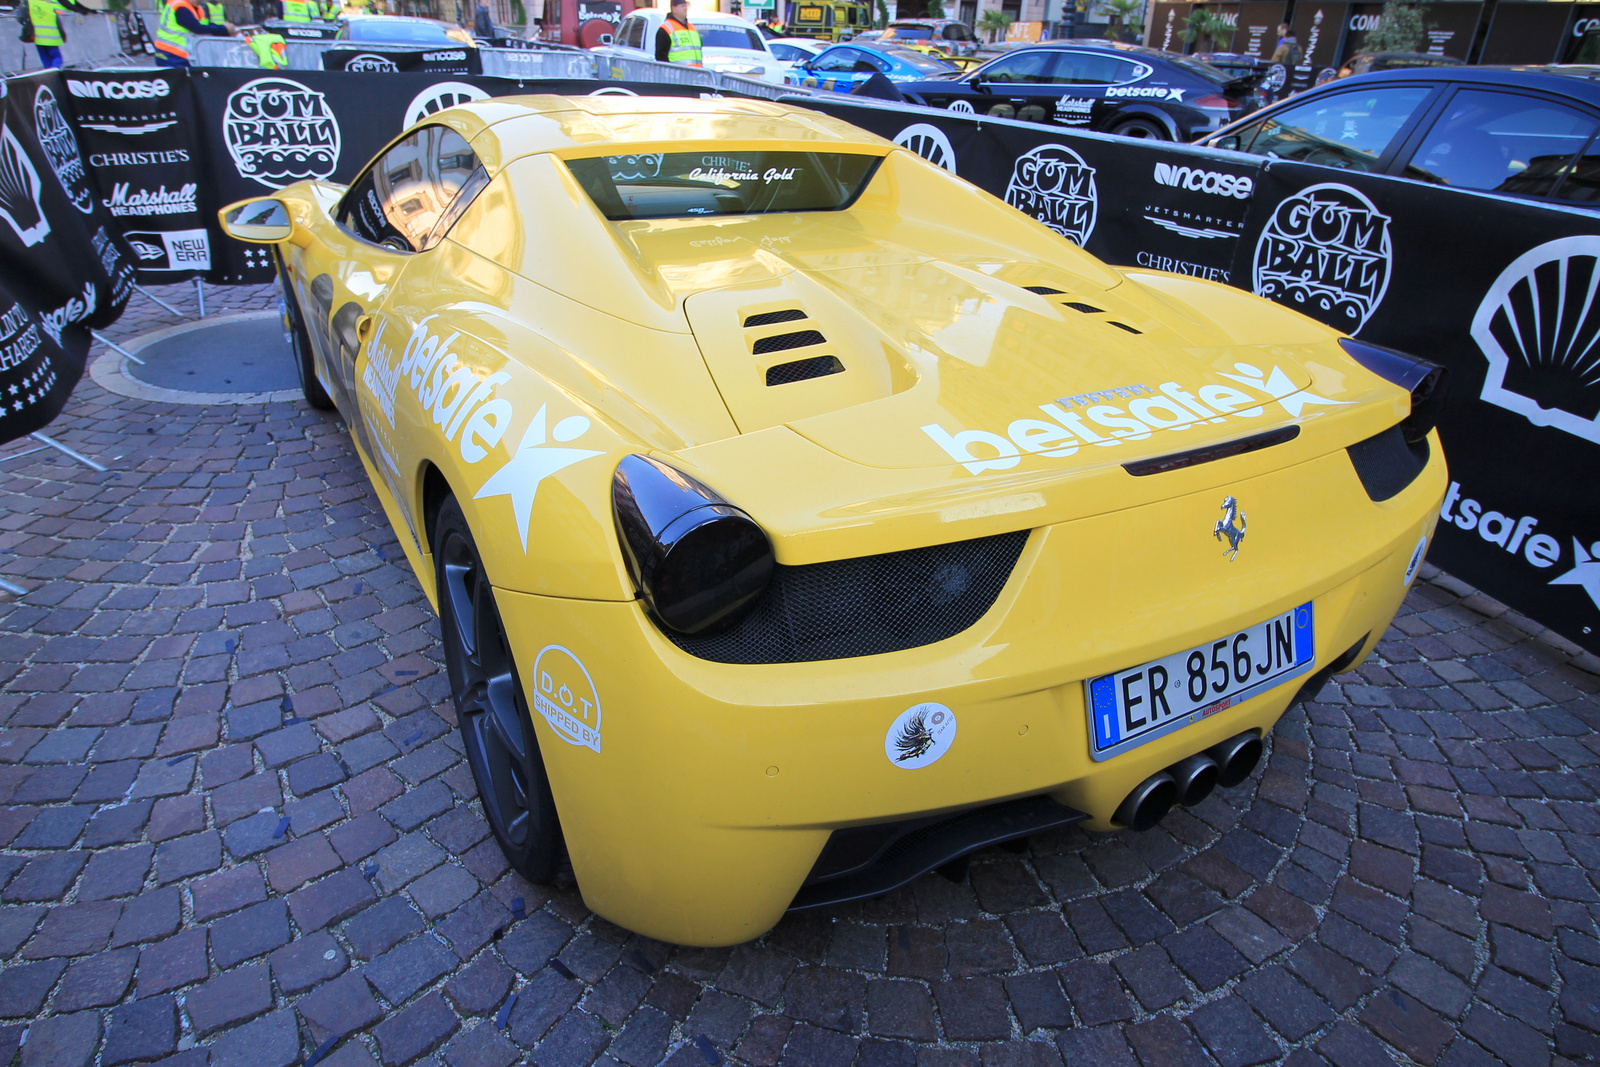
<box><xmin>1114</xmin><ymin>772</ymin><xmax>1177</xmax><ymax>831</ymax></box>
<box><xmin>1170</xmin><ymin>753</ymin><xmax>1220</xmax><ymax>807</ymax></box>
<box><xmin>1210</xmin><ymin>732</ymin><xmax>1263</xmax><ymax>788</ymax></box>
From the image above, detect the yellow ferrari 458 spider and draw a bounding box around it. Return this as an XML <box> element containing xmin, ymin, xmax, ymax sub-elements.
<box><xmin>220</xmin><ymin>96</ymin><xmax>1446</xmax><ymax>947</ymax></box>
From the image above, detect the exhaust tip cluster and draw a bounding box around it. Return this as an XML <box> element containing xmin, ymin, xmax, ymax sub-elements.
<box><xmin>1114</xmin><ymin>731</ymin><xmax>1263</xmax><ymax>831</ymax></box>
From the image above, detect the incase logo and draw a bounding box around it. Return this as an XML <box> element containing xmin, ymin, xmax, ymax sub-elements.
<box><xmin>66</xmin><ymin>78</ymin><xmax>170</xmax><ymax>100</ymax></box>
<box><xmin>423</xmin><ymin>50</ymin><xmax>467</xmax><ymax>61</ymax></box>
<box><xmin>1153</xmin><ymin>162</ymin><xmax>1253</xmax><ymax>199</ymax></box>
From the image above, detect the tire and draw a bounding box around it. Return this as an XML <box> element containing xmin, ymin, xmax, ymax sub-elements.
<box><xmin>1110</xmin><ymin>116</ymin><xmax>1171</xmax><ymax>140</ymax></box>
<box><xmin>434</xmin><ymin>495</ymin><xmax>568</xmax><ymax>884</ymax></box>
<box><xmin>276</xmin><ymin>256</ymin><xmax>334</xmax><ymax>411</ymax></box>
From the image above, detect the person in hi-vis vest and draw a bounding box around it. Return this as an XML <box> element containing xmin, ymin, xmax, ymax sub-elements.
<box><xmin>204</xmin><ymin>0</ymin><xmax>224</xmax><ymax>23</ymax></box>
<box><xmin>247</xmin><ymin>27</ymin><xmax>287</xmax><ymax>65</ymax></box>
<box><xmin>654</xmin><ymin>0</ymin><xmax>700</xmax><ymax>65</ymax></box>
<box><xmin>280</xmin><ymin>0</ymin><xmax>314</xmax><ymax>20</ymax></box>
<box><xmin>26</xmin><ymin>0</ymin><xmax>92</xmax><ymax>69</ymax></box>
<box><xmin>154</xmin><ymin>0</ymin><xmax>232</xmax><ymax>66</ymax></box>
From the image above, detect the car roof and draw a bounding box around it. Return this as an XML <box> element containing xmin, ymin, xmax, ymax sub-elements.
<box><xmin>1307</xmin><ymin>65</ymin><xmax>1600</xmax><ymax>104</ymax></box>
<box><xmin>625</xmin><ymin>8</ymin><xmax>758</xmax><ymax>24</ymax></box>
<box><xmin>449</xmin><ymin>95</ymin><xmax>889</xmax><ymax>161</ymax></box>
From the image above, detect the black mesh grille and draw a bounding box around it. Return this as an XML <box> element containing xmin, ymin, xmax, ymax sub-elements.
<box><xmin>1063</xmin><ymin>302</ymin><xmax>1103</xmax><ymax>314</ymax></box>
<box><xmin>1023</xmin><ymin>286</ymin><xmax>1064</xmax><ymax>295</ymax></box>
<box><xmin>665</xmin><ymin>530</ymin><xmax>1030</xmax><ymax>664</ymax></box>
<box><xmin>1347</xmin><ymin>425</ymin><xmax>1429</xmax><ymax>502</ymax></box>
<box><xmin>752</xmin><ymin>329</ymin><xmax>827</xmax><ymax>355</ymax></box>
<box><xmin>744</xmin><ymin>309</ymin><xmax>808</xmax><ymax>328</ymax></box>
<box><xmin>1108</xmin><ymin>321</ymin><xmax>1142</xmax><ymax>334</ymax></box>
<box><xmin>767</xmin><ymin>356</ymin><xmax>844</xmax><ymax>386</ymax></box>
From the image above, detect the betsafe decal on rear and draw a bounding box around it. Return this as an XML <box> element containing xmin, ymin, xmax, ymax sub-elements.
<box><xmin>922</xmin><ymin>365</ymin><xmax>1349</xmax><ymax>475</ymax></box>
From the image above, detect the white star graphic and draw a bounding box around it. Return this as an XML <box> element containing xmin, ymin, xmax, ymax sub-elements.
<box><xmin>1219</xmin><ymin>362</ymin><xmax>1352</xmax><ymax>417</ymax></box>
<box><xmin>1551</xmin><ymin>538</ymin><xmax>1600</xmax><ymax>612</ymax></box>
<box><xmin>472</xmin><ymin>404</ymin><xmax>601</xmax><ymax>552</ymax></box>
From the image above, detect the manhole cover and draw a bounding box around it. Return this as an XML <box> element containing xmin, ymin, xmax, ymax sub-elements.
<box><xmin>90</xmin><ymin>311</ymin><xmax>305</xmax><ymax>406</ymax></box>
<box><xmin>129</xmin><ymin>314</ymin><xmax>298</xmax><ymax>392</ymax></box>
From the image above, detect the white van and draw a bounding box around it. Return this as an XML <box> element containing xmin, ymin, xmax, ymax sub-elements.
<box><xmin>598</xmin><ymin>8</ymin><xmax>786</xmax><ymax>83</ymax></box>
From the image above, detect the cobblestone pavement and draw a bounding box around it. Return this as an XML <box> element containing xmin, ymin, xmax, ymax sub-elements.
<box><xmin>1</xmin><ymin>282</ymin><xmax>1599</xmax><ymax>1067</ymax></box>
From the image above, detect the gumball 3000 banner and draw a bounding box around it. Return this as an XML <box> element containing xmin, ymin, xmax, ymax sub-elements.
<box><xmin>798</xmin><ymin>97</ymin><xmax>1600</xmax><ymax>657</ymax></box>
<box><xmin>0</xmin><ymin>72</ymin><xmax>135</xmax><ymax>446</ymax></box>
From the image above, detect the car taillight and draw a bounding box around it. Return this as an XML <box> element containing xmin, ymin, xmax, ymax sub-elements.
<box><xmin>1338</xmin><ymin>338</ymin><xmax>1450</xmax><ymax>444</ymax></box>
<box><xmin>1193</xmin><ymin>94</ymin><xmax>1233</xmax><ymax>110</ymax></box>
<box><xmin>612</xmin><ymin>455</ymin><xmax>774</xmax><ymax>635</ymax></box>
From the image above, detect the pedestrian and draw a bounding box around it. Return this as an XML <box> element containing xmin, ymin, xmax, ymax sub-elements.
<box><xmin>280</xmin><ymin>0</ymin><xmax>314</xmax><ymax>21</ymax></box>
<box><xmin>20</xmin><ymin>0</ymin><xmax>93</xmax><ymax>70</ymax></box>
<box><xmin>1269</xmin><ymin>22</ymin><xmax>1301</xmax><ymax>68</ymax></box>
<box><xmin>654</xmin><ymin>0</ymin><xmax>700</xmax><ymax>65</ymax></box>
<box><xmin>153</xmin><ymin>0</ymin><xmax>232</xmax><ymax>66</ymax></box>
<box><xmin>473</xmin><ymin>0</ymin><xmax>493</xmax><ymax>37</ymax></box>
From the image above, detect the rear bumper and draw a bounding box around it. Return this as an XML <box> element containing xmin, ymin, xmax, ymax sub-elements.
<box><xmin>495</xmin><ymin>434</ymin><xmax>1445</xmax><ymax>945</ymax></box>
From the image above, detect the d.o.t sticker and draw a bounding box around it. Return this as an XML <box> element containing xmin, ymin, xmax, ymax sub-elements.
<box><xmin>533</xmin><ymin>645</ymin><xmax>601</xmax><ymax>753</ymax></box>
<box><xmin>886</xmin><ymin>702</ymin><xmax>956</xmax><ymax>769</ymax></box>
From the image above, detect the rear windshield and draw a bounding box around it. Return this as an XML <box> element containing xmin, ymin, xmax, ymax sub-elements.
<box><xmin>888</xmin><ymin>25</ymin><xmax>932</xmax><ymax>39</ymax></box>
<box><xmin>1163</xmin><ymin>54</ymin><xmax>1231</xmax><ymax>85</ymax></box>
<box><xmin>566</xmin><ymin>150</ymin><xmax>882</xmax><ymax>220</ymax></box>
<box><xmin>881</xmin><ymin>46</ymin><xmax>953</xmax><ymax>71</ymax></box>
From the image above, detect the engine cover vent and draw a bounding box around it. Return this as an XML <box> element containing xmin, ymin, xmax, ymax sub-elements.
<box><xmin>767</xmin><ymin>356</ymin><xmax>844</xmax><ymax>386</ymax></box>
<box><xmin>1022</xmin><ymin>286</ymin><xmax>1064</xmax><ymax>295</ymax></box>
<box><xmin>752</xmin><ymin>329</ymin><xmax>827</xmax><ymax>355</ymax></box>
<box><xmin>744</xmin><ymin>309</ymin><xmax>809</xmax><ymax>328</ymax></box>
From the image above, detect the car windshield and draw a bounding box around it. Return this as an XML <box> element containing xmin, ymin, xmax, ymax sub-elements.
<box><xmin>888</xmin><ymin>25</ymin><xmax>932</xmax><ymax>39</ymax></box>
<box><xmin>346</xmin><ymin>20</ymin><xmax>460</xmax><ymax>43</ymax></box>
<box><xmin>566</xmin><ymin>150</ymin><xmax>882</xmax><ymax>220</ymax></box>
<box><xmin>880</xmin><ymin>47</ymin><xmax>952</xmax><ymax>71</ymax></box>
<box><xmin>700</xmin><ymin>25</ymin><xmax>766</xmax><ymax>50</ymax></box>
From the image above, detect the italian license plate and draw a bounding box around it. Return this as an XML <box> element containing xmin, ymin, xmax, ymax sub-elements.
<box><xmin>1085</xmin><ymin>603</ymin><xmax>1315</xmax><ymax>761</ymax></box>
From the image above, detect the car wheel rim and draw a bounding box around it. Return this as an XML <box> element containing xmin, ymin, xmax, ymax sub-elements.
<box><xmin>441</xmin><ymin>529</ymin><xmax>533</xmax><ymax>850</ymax></box>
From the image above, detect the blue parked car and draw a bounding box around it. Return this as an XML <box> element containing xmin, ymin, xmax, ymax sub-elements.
<box><xmin>786</xmin><ymin>43</ymin><xmax>955</xmax><ymax>92</ymax></box>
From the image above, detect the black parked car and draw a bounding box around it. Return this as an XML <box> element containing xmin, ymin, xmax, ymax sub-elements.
<box><xmin>898</xmin><ymin>41</ymin><xmax>1264</xmax><ymax>141</ymax></box>
<box><xmin>1198</xmin><ymin>66</ymin><xmax>1600</xmax><ymax>205</ymax></box>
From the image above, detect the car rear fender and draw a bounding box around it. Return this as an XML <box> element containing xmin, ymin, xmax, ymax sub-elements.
<box><xmin>1108</xmin><ymin>103</ymin><xmax>1181</xmax><ymax>139</ymax></box>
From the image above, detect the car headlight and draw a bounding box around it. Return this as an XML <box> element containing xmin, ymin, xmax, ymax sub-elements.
<box><xmin>1339</xmin><ymin>338</ymin><xmax>1449</xmax><ymax>444</ymax></box>
<box><xmin>612</xmin><ymin>455</ymin><xmax>774</xmax><ymax>635</ymax></box>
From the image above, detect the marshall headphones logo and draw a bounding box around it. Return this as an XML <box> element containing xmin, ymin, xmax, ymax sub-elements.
<box><xmin>32</xmin><ymin>87</ymin><xmax>94</xmax><ymax>215</ymax></box>
<box><xmin>1005</xmin><ymin>143</ymin><xmax>1097</xmax><ymax>247</ymax></box>
<box><xmin>223</xmin><ymin>77</ymin><xmax>340</xmax><ymax>189</ymax></box>
<box><xmin>1253</xmin><ymin>183</ymin><xmax>1392</xmax><ymax>332</ymax></box>
<box><xmin>1474</xmin><ymin>235</ymin><xmax>1600</xmax><ymax>445</ymax></box>
<box><xmin>344</xmin><ymin>54</ymin><xmax>400</xmax><ymax>72</ymax></box>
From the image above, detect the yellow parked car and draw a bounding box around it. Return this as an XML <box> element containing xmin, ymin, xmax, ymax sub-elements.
<box><xmin>221</xmin><ymin>96</ymin><xmax>1446</xmax><ymax>947</ymax></box>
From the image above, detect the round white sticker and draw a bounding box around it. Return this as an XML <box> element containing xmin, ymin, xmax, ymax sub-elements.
<box><xmin>1404</xmin><ymin>534</ymin><xmax>1428</xmax><ymax>586</ymax></box>
<box><xmin>885</xmin><ymin>702</ymin><xmax>957</xmax><ymax>769</ymax></box>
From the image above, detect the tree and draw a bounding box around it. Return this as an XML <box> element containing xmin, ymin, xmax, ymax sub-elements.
<box><xmin>978</xmin><ymin>8</ymin><xmax>1013</xmax><ymax>42</ymax></box>
<box><xmin>1182</xmin><ymin>8</ymin><xmax>1234</xmax><ymax>52</ymax></box>
<box><xmin>925</xmin><ymin>0</ymin><xmax>946</xmax><ymax>18</ymax></box>
<box><xmin>877</xmin><ymin>0</ymin><xmax>890</xmax><ymax>29</ymax></box>
<box><xmin>1363</xmin><ymin>0</ymin><xmax>1428</xmax><ymax>53</ymax></box>
<box><xmin>1096</xmin><ymin>0</ymin><xmax>1144</xmax><ymax>41</ymax></box>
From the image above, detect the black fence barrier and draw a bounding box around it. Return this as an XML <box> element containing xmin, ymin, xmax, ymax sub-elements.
<box><xmin>0</xmin><ymin>72</ymin><xmax>137</xmax><ymax>445</ymax></box>
<box><xmin>794</xmin><ymin>96</ymin><xmax>1600</xmax><ymax>657</ymax></box>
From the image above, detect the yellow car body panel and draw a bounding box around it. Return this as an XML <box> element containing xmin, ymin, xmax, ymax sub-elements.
<box><xmin>224</xmin><ymin>95</ymin><xmax>1446</xmax><ymax>946</ymax></box>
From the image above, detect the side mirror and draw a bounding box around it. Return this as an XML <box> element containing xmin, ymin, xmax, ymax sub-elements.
<box><xmin>220</xmin><ymin>198</ymin><xmax>291</xmax><ymax>243</ymax></box>
<box><xmin>1213</xmin><ymin>134</ymin><xmax>1242</xmax><ymax>151</ymax></box>
<box><xmin>599</xmin><ymin>32</ymin><xmax>613</xmax><ymax>44</ymax></box>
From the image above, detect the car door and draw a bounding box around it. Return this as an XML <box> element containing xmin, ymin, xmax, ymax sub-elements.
<box><xmin>965</xmin><ymin>49</ymin><xmax>1065</xmax><ymax>120</ymax></box>
<box><xmin>1206</xmin><ymin>83</ymin><xmax>1441</xmax><ymax>173</ymax></box>
<box><xmin>1387</xmin><ymin>86</ymin><xmax>1600</xmax><ymax>200</ymax></box>
<box><xmin>803</xmin><ymin>45</ymin><xmax>868</xmax><ymax>90</ymax></box>
<box><xmin>1052</xmin><ymin>50</ymin><xmax>1159</xmax><ymax>130</ymax></box>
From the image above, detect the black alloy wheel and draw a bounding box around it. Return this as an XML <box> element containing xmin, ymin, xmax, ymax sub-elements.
<box><xmin>275</xmin><ymin>254</ymin><xmax>334</xmax><ymax>410</ymax></box>
<box><xmin>1111</xmin><ymin>116</ymin><xmax>1171</xmax><ymax>140</ymax></box>
<box><xmin>434</xmin><ymin>496</ymin><xmax>567</xmax><ymax>883</ymax></box>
